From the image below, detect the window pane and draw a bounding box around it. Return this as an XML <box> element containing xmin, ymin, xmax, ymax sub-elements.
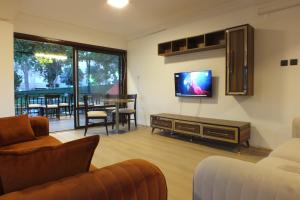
<box><xmin>14</xmin><ymin>39</ymin><xmax>73</xmax><ymax>93</ymax></box>
<box><xmin>14</xmin><ymin>38</ymin><xmax>74</xmax><ymax>131</ymax></box>
<box><xmin>78</xmin><ymin>50</ymin><xmax>120</xmax><ymax>97</ymax></box>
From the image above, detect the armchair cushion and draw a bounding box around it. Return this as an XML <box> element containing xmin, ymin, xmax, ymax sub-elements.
<box><xmin>0</xmin><ymin>136</ymin><xmax>61</xmax><ymax>151</ymax></box>
<box><xmin>59</xmin><ymin>103</ymin><xmax>69</xmax><ymax>107</ymax></box>
<box><xmin>87</xmin><ymin>111</ymin><xmax>107</xmax><ymax>117</ymax></box>
<box><xmin>45</xmin><ymin>104</ymin><xmax>58</xmax><ymax>108</ymax></box>
<box><xmin>0</xmin><ymin>135</ymin><xmax>99</xmax><ymax>194</ymax></box>
<box><xmin>257</xmin><ymin>156</ymin><xmax>300</xmax><ymax>174</ymax></box>
<box><xmin>0</xmin><ymin>115</ymin><xmax>36</xmax><ymax>147</ymax></box>
<box><xmin>269</xmin><ymin>138</ymin><xmax>300</xmax><ymax>163</ymax></box>
<box><xmin>0</xmin><ymin>159</ymin><xmax>167</xmax><ymax>200</ymax></box>
<box><xmin>113</xmin><ymin>108</ymin><xmax>136</xmax><ymax>114</ymax></box>
<box><xmin>29</xmin><ymin>117</ymin><xmax>49</xmax><ymax>137</ymax></box>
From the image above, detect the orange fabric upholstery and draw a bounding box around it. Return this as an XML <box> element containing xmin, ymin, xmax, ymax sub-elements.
<box><xmin>0</xmin><ymin>116</ymin><xmax>167</xmax><ymax>199</ymax></box>
<box><xmin>0</xmin><ymin>159</ymin><xmax>168</xmax><ymax>200</ymax></box>
<box><xmin>0</xmin><ymin>136</ymin><xmax>61</xmax><ymax>151</ymax></box>
<box><xmin>0</xmin><ymin>115</ymin><xmax>36</xmax><ymax>147</ymax></box>
<box><xmin>29</xmin><ymin>117</ymin><xmax>49</xmax><ymax>137</ymax></box>
<box><xmin>0</xmin><ymin>135</ymin><xmax>99</xmax><ymax>194</ymax></box>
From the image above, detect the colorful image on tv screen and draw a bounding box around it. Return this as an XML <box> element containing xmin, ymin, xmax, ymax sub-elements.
<box><xmin>175</xmin><ymin>70</ymin><xmax>212</xmax><ymax>97</ymax></box>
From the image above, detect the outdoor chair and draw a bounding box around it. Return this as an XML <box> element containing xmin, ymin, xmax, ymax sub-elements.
<box><xmin>45</xmin><ymin>94</ymin><xmax>60</xmax><ymax>120</ymax></box>
<box><xmin>15</xmin><ymin>95</ymin><xmax>27</xmax><ymax>116</ymax></box>
<box><xmin>26</xmin><ymin>95</ymin><xmax>45</xmax><ymax>116</ymax></box>
<box><xmin>59</xmin><ymin>93</ymin><xmax>73</xmax><ymax>116</ymax></box>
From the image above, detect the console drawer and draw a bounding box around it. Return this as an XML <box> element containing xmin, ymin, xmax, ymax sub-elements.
<box><xmin>202</xmin><ymin>125</ymin><xmax>238</xmax><ymax>143</ymax></box>
<box><xmin>151</xmin><ymin>116</ymin><xmax>173</xmax><ymax>130</ymax></box>
<box><xmin>174</xmin><ymin>120</ymin><xmax>201</xmax><ymax>135</ymax></box>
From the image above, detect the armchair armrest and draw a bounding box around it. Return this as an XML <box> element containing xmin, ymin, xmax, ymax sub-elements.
<box><xmin>193</xmin><ymin>156</ymin><xmax>300</xmax><ymax>200</ymax></box>
<box><xmin>0</xmin><ymin>159</ymin><xmax>167</xmax><ymax>200</ymax></box>
<box><xmin>29</xmin><ymin>117</ymin><xmax>49</xmax><ymax>137</ymax></box>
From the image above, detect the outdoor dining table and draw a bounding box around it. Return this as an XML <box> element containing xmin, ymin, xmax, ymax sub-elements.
<box><xmin>104</xmin><ymin>98</ymin><xmax>134</xmax><ymax>134</ymax></box>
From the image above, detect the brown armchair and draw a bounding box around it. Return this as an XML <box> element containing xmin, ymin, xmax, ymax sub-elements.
<box><xmin>0</xmin><ymin>159</ymin><xmax>167</xmax><ymax>200</ymax></box>
<box><xmin>0</xmin><ymin>116</ymin><xmax>168</xmax><ymax>200</ymax></box>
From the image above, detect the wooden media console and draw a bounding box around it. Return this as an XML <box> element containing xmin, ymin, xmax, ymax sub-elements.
<box><xmin>150</xmin><ymin>113</ymin><xmax>250</xmax><ymax>147</ymax></box>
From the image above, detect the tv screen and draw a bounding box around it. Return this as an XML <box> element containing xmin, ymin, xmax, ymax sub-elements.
<box><xmin>175</xmin><ymin>70</ymin><xmax>212</xmax><ymax>97</ymax></box>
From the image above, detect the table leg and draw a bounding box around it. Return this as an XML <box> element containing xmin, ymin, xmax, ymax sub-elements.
<box><xmin>115</xmin><ymin>102</ymin><xmax>120</xmax><ymax>132</ymax></box>
<box><xmin>40</xmin><ymin>107</ymin><xmax>45</xmax><ymax>116</ymax></box>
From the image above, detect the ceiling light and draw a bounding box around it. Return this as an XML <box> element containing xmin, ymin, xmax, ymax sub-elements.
<box><xmin>35</xmin><ymin>53</ymin><xmax>67</xmax><ymax>61</ymax></box>
<box><xmin>107</xmin><ymin>0</ymin><xmax>129</xmax><ymax>9</ymax></box>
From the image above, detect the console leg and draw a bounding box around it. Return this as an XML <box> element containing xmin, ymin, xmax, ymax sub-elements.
<box><xmin>237</xmin><ymin>145</ymin><xmax>241</xmax><ymax>154</ymax></box>
<box><xmin>246</xmin><ymin>140</ymin><xmax>250</xmax><ymax>148</ymax></box>
<box><xmin>151</xmin><ymin>127</ymin><xmax>155</xmax><ymax>134</ymax></box>
<box><xmin>234</xmin><ymin>144</ymin><xmax>242</xmax><ymax>154</ymax></box>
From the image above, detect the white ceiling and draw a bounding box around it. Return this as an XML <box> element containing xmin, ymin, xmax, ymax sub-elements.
<box><xmin>0</xmin><ymin>0</ymin><xmax>277</xmax><ymax>39</ymax></box>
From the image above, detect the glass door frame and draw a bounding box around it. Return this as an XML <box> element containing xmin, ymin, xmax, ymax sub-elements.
<box><xmin>14</xmin><ymin>32</ymin><xmax>127</xmax><ymax>130</ymax></box>
<box><xmin>72</xmin><ymin>47</ymin><xmax>127</xmax><ymax>129</ymax></box>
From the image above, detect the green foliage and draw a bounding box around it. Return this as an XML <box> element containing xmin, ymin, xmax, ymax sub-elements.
<box><xmin>14</xmin><ymin>39</ymin><xmax>37</xmax><ymax>65</ymax></box>
<box><xmin>60</xmin><ymin>67</ymin><xmax>84</xmax><ymax>86</ymax></box>
<box><xmin>79</xmin><ymin>51</ymin><xmax>119</xmax><ymax>86</ymax></box>
<box><xmin>14</xmin><ymin>39</ymin><xmax>120</xmax><ymax>91</ymax></box>
<box><xmin>14</xmin><ymin>39</ymin><xmax>39</xmax><ymax>90</ymax></box>
<box><xmin>33</xmin><ymin>42</ymin><xmax>72</xmax><ymax>88</ymax></box>
<box><xmin>14</xmin><ymin>71</ymin><xmax>22</xmax><ymax>90</ymax></box>
<box><xmin>14</xmin><ymin>38</ymin><xmax>73</xmax><ymax>89</ymax></box>
<box><xmin>34</xmin><ymin>60</ymin><xmax>63</xmax><ymax>88</ymax></box>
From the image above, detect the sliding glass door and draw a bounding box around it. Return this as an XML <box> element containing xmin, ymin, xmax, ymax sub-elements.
<box><xmin>74</xmin><ymin>50</ymin><xmax>122</xmax><ymax>127</ymax></box>
<box><xmin>14</xmin><ymin>33</ymin><xmax>126</xmax><ymax>131</ymax></box>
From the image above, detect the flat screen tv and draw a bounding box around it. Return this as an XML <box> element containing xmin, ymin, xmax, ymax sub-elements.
<box><xmin>175</xmin><ymin>70</ymin><xmax>212</xmax><ymax>97</ymax></box>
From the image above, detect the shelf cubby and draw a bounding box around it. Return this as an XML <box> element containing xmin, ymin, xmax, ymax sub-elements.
<box><xmin>205</xmin><ymin>30</ymin><xmax>225</xmax><ymax>47</ymax></box>
<box><xmin>172</xmin><ymin>39</ymin><xmax>187</xmax><ymax>52</ymax></box>
<box><xmin>158</xmin><ymin>42</ymin><xmax>172</xmax><ymax>55</ymax></box>
<box><xmin>187</xmin><ymin>35</ymin><xmax>205</xmax><ymax>49</ymax></box>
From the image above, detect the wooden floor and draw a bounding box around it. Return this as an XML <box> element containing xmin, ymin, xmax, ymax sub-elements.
<box><xmin>49</xmin><ymin>116</ymin><xmax>74</xmax><ymax>132</ymax></box>
<box><xmin>53</xmin><ymin>126</ymin><xmax>269</xmax><ymax>200</ymax></box>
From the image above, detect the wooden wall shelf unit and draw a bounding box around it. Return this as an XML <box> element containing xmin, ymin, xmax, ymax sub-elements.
<box><xmin>151</xmin><ymin>113</ymin><xmax>250</xmax><ymax>148</ymax></box>
<box><xmin>158</xmin><ymin>24</ymin><xmax>254</xmax><ymax>96</ymax></box>
<box><xmin>226</xmin><ymin>24</ymin><xmax>254</xmax><ymax>96</ymax></box>
<box><xmin>158</xmin><ymin>30</ymin><xmax>225</xmax><ymax>57</ymax></box>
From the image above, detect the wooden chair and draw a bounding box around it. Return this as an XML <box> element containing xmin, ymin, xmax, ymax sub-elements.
<box><xmin>15</xmin><ymin>95</ymin><xmax>27</xmax><ymax>116</ymax></box>
<box><xmin>26</xmin><ymin>95</ymin><xmax>45</xmax><ymax>116</ymax></box>
<box><xmin>44</xmin><ymin>94</ymin><xmax>60</xmax><ymax>120</ymax></box>
<box><xmin>112</xmin><ymin>94</ymin><xmax>137</xmax><ymax>131</ymax></box>
<box><xmin>83</xmin><ymin>95</ymin><xmax>108</xmax><ymax>136</ymax></box>
<box><xmin>59</xmin><ymin>93</ymin><xmax>73</xmax><ymax>116</ymax></box>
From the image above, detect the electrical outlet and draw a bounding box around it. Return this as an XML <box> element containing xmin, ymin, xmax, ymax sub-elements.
<box><xmin>280</xmin><ymin>60</ymin><xmax>288</xmax><ymax>67</ymax></box>
<box><xmin>290</xmin><ymin>59</ymin><xmax>298</xmax><ymax>66</ymax></box>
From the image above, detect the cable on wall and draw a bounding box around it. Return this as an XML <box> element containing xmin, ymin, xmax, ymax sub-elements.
<box><xmin>196</xmin><ymin>98</ymin><xmax>202</xmax><ymax>117</ymax></box>
<box><xmin>258</xmin><ymin>0</ymin><xmax>300</xmax><ymax>16</ymax></box>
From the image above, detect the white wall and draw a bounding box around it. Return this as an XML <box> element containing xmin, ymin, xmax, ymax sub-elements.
<box><xmin>0</xmin><ymin>20</ymin><xmax>14</xmax><ymax>117</ymax></box>
<box><xmin>13</xmin><ymin>13</ymin><xmax>127</xmax><ymax>50</ymax></box>
<box><xmin>127</xmin><ymin>6</ymin><xmax>300</xmax><ymax>149</ymax></box>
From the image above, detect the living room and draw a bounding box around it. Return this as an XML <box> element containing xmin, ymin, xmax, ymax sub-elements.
<box><xmin>0</xmin><ymin>0</ymin><xmax>300</xmax><ymax>200</ymax></box>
